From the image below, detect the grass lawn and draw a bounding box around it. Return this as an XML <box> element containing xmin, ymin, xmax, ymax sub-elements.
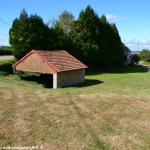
<box><xmin>0</xmin><ymin>59</ymin><xmax>150</xmax><ymax>150</ymax></box>
<box><xmin>139</xmin><ymin>61</ymin><xmax>150</xmax><ymax>66</ymax></box>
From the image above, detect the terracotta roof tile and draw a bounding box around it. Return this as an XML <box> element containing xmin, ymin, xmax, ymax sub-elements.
<box><xmin>35</xmin><ymin>50</ymin><xmax>87</xmax><ymax>72</ymax></box>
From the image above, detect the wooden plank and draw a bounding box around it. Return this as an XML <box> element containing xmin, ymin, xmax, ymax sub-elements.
<box><xmin>15</xmin><ymin>53</ymin><xmax>55</xmax><ymax>74</ymax></box>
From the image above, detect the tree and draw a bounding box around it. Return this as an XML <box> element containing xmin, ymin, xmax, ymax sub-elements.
<box><xmin>0</xmin><ymin>46</ymin><xmax>12</xmax><ymax>51</ymax></box>
<box><xmin>50</xmin><ymin>11</ymin><xmax>76</xmax><ymax>55</ymax></box>
<box><xmin>9</xmin><ymin>9</ymin><xmax>52</xmax><ymax>59</ymax></box>
<box><xmin>139</xmin><ymin>49</ymin><xmax>150</xmax><ymax>62</ymax></box>
<box><xmin>54</xmin><ymin>10</ymin><xmax>74</xmax><ymax>36</ymax></box>
<box><xmin>108</xmin><ymin>23</ymin><xmax>124</xmax><ymax>66</ymax></box>
<box><xmin>72</xmin><ymin>6</ymin><xmax>124</xmax><ymax>66</ymax></box>
<box><xmin>73</xmin><ymin>5</ymin><xmax>100</xmax><ymax>62</ymax></box>
<box><xmin>131</xmin><ymin>54</ymin><xmax>140</xmax><ymax>64</ymax></box>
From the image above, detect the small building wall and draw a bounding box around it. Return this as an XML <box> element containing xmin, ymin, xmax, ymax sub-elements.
<box><xmin>56</xmin><ymin>69</ymin><xmax>85</xmax><ymax>88</ymax></box>
<box><xmin>15</xmin><ymin>53</ymin><xmax>55</xmax><ymax>74</ymax></box>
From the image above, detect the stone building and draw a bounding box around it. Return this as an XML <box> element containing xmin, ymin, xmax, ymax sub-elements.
<box><xmin>12</xmin><ymin>50</ymin><xmax>87</xmax><ymax>88</ymax></box>
<box><xmin>122</xmin><ymin>43</ymin><xmax>132</xmax><ymax>65</ymax></box>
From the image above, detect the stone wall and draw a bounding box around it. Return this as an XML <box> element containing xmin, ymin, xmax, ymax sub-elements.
<box><xmin>56</xmin><ymin>69</ymin><xmax>85</xmax><ymax>88</ymax></box>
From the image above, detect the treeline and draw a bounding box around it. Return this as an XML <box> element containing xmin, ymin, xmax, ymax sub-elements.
<box><xmin>139</xmin><ymin>49</ymin><xmax>150</xmax><ymax>62</ymax></box>
<box><xmin>9</xmin><ymin>6</ymin><xmax>124</xmax><ymax>67</ymax></box>
<box><xmin>0</xmin><ymin>46</ymin><xmax>12</xmax><ymax>55</ymax></box>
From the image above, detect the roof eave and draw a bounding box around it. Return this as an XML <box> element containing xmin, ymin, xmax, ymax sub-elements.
<box><xmin>12</xmin><ymin>49</ymin><xmax>58</xmax><ymax>73</ymax></box>
<box><xmin>57</xmin><ymin>66</ymin><xmax>88</xmax><ymax>73</ymax></box>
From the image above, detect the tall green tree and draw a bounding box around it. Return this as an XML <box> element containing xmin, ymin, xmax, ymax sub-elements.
<box><xmin>73</xmin><ymin>6</ymin><xmax>124</xmax><ymax>66</ymax></box>
<box><xmin>9</xmin><ymin>9</ymin><xmax>52</xmax><ymax>59</ymax></box>
<box><xmin>73</xmin><ymin>5</ymin><xmax>100</xmax><ymax>62</ymax></box>
<box><xmin>108</xmin><ymin>23</ymin><xmax>124</xmax><ymax>66</ymax></box>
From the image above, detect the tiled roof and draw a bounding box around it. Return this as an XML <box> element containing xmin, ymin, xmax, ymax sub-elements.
<box><xmin>35</xmin><ymin>50</ymin><xmax>87</xmax><ymax>72</ymax></box>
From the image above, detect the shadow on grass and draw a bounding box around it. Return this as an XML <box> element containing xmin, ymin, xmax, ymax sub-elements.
<box><xmin>21</xmin><ymin>75</ymin><xmax>103</xmax><ymax>88</ymax></box>
<box><xmin>86</xmin><ymin>65</ymin><xmax>149</xmax><ymax>76</ymax></box>
<box><xmin>75</xmin><ymin>79</ymin><xmax>103</xmax><ymax>88</ymax></box>
<box><xmin>0</xmin><ymin>61</ymin><xmax>14</xmax><ymax>76</ymax></box>
<box><xmin>20</xmin><ymin>74</ymin><xmax>53</xmax><ymax>88</ymax></box>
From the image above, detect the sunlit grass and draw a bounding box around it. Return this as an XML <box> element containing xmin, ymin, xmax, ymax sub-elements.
<box><xmin>0</xmin><ymin>59</ymin><xmax>150</xmax><ymax>149</ymax></box>
<box><xmin>139</xmin><ymin>60</ymin><xmax>150</xmax><ymax>66</ymax></box>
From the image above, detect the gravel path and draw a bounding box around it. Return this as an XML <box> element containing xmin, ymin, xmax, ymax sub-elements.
<box><xmin>0</xmin><ymin>55</ymin><xmax>14</xmax><ymax>60</ymax></box>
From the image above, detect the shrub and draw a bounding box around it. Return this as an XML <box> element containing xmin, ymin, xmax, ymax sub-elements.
<box><xmin>131</xmin><ymin>54</ymin><xmax>140</xmax><ymax>64</ymax></box>
<box><xmin>0</xmin><ymin>49</ymin><xmax>12</xmax><ymax>55</ymax></box>
<box><xmin>139</xmin><ymin>49</ymin><xmax>150</xmax><ymax>62</ymax></box>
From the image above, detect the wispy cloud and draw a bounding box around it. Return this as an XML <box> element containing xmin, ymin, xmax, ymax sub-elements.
<box><xmin>140</xmin><ymin>39</ymin><xmax>150</xmax><ymax>45</ymax></box>
<box><xmin>123</xmin><ymin>38</ymin><xmax>150</xmax><ymax>50</ymax></box>
<box><xmin>106</xmin><ymin>14</ymin><xmax>127</xmax><ymax>22</ymax></box>
<box><xmin>106</xmin><ymin>14</ymin><xmax>117</xmax><ymax>20</ymax></box>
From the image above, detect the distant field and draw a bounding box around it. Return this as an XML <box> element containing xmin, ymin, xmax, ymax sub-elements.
<box><xmin>0</xmin><ymin>59</ymin><xmax>150</xmax><ymax>150</ymax></box>
<box><xmin>0</xmin><ymin>55</ymin><xmax>14</xmax><ymax>61</ymax></box>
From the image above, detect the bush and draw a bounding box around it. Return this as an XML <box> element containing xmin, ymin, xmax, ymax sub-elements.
<box><xmin>0</xmin><ymin>49</ymin><xmax>12</xmax><ymax>55</ymax></box>
<box><xmin>139</xmin><ymin>49</ymin><xmax>150</xmax><ymax>62</ymax></box>
<box><xmin>131</xmin><ymin>54</ymin><xmax>140</xmax><ymax>64</ymax></box>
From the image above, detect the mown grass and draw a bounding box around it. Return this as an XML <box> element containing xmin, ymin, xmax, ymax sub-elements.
<box><xmin>0</xmin><ymin>59</ymin><xmax>150</xmax><ymax>150</ymax></box>
<box><xmin>139</xmin><ymin>61</ymin><xmax>150</xmax><ymax>66</ymax></box>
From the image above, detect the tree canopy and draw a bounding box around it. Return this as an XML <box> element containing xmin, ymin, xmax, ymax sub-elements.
<box><xmin>139</xmin><ymin>49</ymin><xmax>150</xmax><ymax>62</ymax></box>
<box><xmin>10</xmin><ymin>6</ymin><xmax>125</xmax><ymax>67</ymax></box>
<box><xmin>9</xmin><ymin>9</ymin><xmax>52</xmax><ymax>59</ymax></box>
<box><xmin>69</xmin><ymin>6</ymin><xmax>124</xmax><ymax>66</ymax></box>
<box><xmin>131</xmin><ymin>54</ymin><xmax>140</xmax><ymax>64</ymax></box>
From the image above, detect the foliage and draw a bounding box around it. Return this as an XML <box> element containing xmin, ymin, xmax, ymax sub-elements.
<box><xmin>0</xmin><ymin>46</ymin><xmax>12</xmax><ymax>55</ymax></box>
<box><xmin>50</xmin><ymin>11</ymin><xmax>76</xmax><ymax>56</ymax></box>
<box><xmin>54</xmin><ymin>10</ymin><xmax>74</xmax><ymax>36</ymax></box>
<box><xmin>139</xmin><ymin>49</ymin><xmax>150</xmax><ymax>62</ymax></box>
<box><xmin>131</xmin><ymin>54</ymin><xmax>140</xmax><ymax>64</ymax></box>
<box><xmin>70</xmin><ymin>6</ymin><xmax>124</xmax><ymax>66</ymax></box>
<box><xmin>0</xmin><ymin>49</ymin><xmax>12</xmax><ymax>55</ymax></box>
<box><xmin>0</xmin><ymin>46</ymin><xmax>12</xmax><ymax>51</ymax></box>
<box><xmin>10</xmin><ymin>6</ymin><xmax>124</xmax><ymax>67</ymax></box>
<box><xmin>9</xmin><ymin>9</ymin><xmax>53</xmax><ymax>60</ymax></box>
<box><xmin>98</xmin><ymin>17</ymin><xmax>124</xmax><ymax>66</ymax></box>
<box><xmin>72</xmin><ymin>6</ymin><xmax>100</xmax><ymax>62</ymax></box>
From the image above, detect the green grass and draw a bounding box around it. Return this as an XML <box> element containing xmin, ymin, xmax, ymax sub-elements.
<box><xmin>143</xmin><ymin>61</ymin><xmax>150</xmax><ymax>66</ymax></box>
<box><xmin>0</xmin><ymin>59</ymin><xmax>15</xmax><ymax>65</ymax></box>
<box><xmin>0</xmin><ymin>59</ymin><xmax>150</xmax><ymax>149</ymax></box>
<box><xmin>139</xmin><ymin>61</ymin><xmax>150</xmax><ymax>66</ymax></box>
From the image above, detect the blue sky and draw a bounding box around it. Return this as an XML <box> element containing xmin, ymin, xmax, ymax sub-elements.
<box><xmin>1</xmin><ymin>0</ymin><xmax>150</xmax><ymax>51</ymax></box>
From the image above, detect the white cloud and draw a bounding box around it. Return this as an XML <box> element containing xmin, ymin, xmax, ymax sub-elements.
<box><xmin>106</xmin><ymin>14</ymin><xmax>127</xmax><ymax>22</ymax></box>
<box><xmin>140</xmin><ymin>39</ymin><xmax>150</xmax><ymax>45</ymax></box>
<box><xmin>123</xmin><ymin>38</ymin><xmax>150</xmax><ymax>51</ymax></box>
<box><xmin>106</xmin><ymin>14</ymin><xmax>117</xmax><ymax>20</ymax></box>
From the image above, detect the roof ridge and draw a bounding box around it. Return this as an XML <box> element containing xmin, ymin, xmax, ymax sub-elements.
<box><xmin>13</xmin><ymin>49</ymin><xmax>87</xmax><ymax>72</ymax></box>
